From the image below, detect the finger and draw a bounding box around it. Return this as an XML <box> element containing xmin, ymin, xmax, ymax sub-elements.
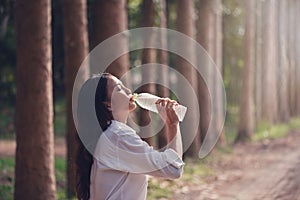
<box><xmin>155</xmin><ymin>98</ymin><xmax>164</xmax><ymax>104</ymax></box>
<box><xmin>169</xmin><ymin>101</ymin><xmax>179</xmax><ymax>109</ymax></box>
<box><xmin>161</xmin><ymin>99</ymin><xmax>167</xmax><ymax>107</ymax></box>
<box><xmin>170</xmin><ymin>99</ymin><xmax>177</xmax><ymax>104</ymax></box>
<box><xmin>166</xmin><ymin>101</ymin><xmax>173</xmax><ymax>109</ymax></box>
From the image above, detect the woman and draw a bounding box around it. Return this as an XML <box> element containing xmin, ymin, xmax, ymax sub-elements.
<box><xmin>76</xmin><ymin>73</ymin><xmax>184</xmax><ymax>200</ymax></box>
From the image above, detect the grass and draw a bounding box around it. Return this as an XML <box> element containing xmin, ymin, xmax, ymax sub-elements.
<box><xmin>148</xmin><ymin>178</ymin><xmax>174</xmax><ymax>199</ymax></box>
<box><xmin>0</xmin><ymin>157</ymin><xmax>14</xmax><ymax>200</ymax></box>
<box><xmin>54</xmin><ymin>97</ymin><xmax>66</xmax><ymax>137</ymax></box>
<box><xmin>223</xmin><ymin>105</ymin><xmax>300</xmax><ymax>143</ymax></box>
<box><xmin>253</xmin><ymin>118</ymin><xmax>300</xmax><ymax>141</ymax></box>
<box><xmin>181</xmin><ymin>159</ymin><xmax>214</xmax><ymax>182</ymax></box>
<box><xmin>0</xmin><ymin>157</ymin><xmax>67</xmax><ymax>200</ymax></box>
<box><xmin>147</xmin><ymin>158</ymin><xmax>215</xmax><ymax>200</ymax></box>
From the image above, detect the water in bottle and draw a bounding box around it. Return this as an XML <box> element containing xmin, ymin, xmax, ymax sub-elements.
<box><xmin>133</xmin><ymin>93</ymin><xmax>187</xmax><ymax>122</ymax></box>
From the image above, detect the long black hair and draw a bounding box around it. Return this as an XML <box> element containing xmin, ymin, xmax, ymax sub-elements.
<box><xmin>76</xmin><ymin>73</ymin><xmax>113</xmax><ymax>200</ymax></box>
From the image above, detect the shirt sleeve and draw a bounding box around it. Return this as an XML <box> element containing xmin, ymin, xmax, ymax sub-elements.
<box><xmin>94</xmin><ymin>130</ymin><xmax>184</xmax><ymax>179</ymax></box>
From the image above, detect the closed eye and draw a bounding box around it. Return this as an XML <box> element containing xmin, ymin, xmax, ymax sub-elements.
<box><xmin>115</xmin><ymin>85</ymin><xmax>122</xmax><ymax>91</ymax></box>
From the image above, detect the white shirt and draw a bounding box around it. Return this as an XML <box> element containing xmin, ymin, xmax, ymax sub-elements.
<box><xmin>90</xmin><ymin>120</ymin><xmax>184</xmax><ymax>200</ymax></box>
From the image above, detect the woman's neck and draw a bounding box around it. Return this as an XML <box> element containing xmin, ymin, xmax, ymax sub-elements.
<box><xmin>112</xmin><ymin>111</ymin><xmax>128</xmax><ymax>124</ymax></box>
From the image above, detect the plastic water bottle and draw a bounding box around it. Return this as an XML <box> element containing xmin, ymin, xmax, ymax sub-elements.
<box><xmin>133</xmin><ymin>93</ymin><xmax>187</xmax><ymax>122</ymax></box>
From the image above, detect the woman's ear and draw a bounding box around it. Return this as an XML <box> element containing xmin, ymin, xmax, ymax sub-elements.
<box><xmin>103</xmin><ymin>101</ymin><xmax>112</xmax><ymax>111</ymax></box>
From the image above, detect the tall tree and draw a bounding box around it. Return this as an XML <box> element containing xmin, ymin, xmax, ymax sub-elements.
<box><xmin>157</xmin><ymin>0</ymin><xmax>169</xmax><ymax>148</ymax></box>
<box><xmin>255</xmin><ymin>0</ymin><xmax>263</xmax><ymax>125</ymax></box>
<box><xmin>295</xmin><ymin>0</ymin><xmax>300</xmax><ymax>116</ymax></box>
<box><xmin>137</xmin><ymin>0</ymin><xmax>157</xmax><ymax>147</ymax></box>
<box><xmin>14</xmin><ymin>0</ymin><xmax>56</xmax><ymax>199</ymax></box>
<box><xmin>197</xmin><ymin>0</ymin><xmax>214</xmax><ymax>144</ymax></box>
<box><xmin>261</xmin><ymin>0</ymin><xmax>278</xmax><ymax>124</ymax></box>
<box><xmin>236</xmin><ymin>0</ymin><xmax>255</xmax><ymax>142</ymax></box>
<box><xmin>197</xmin><ymin>0</ymin><xmax>224</xmax><ymax>147</ymax></box>
<box><xmin>91</xmin><ymin>0</ymin><xmax>129</xmax><ymax>80</ymax></box>
<box><xmin>277</xmin><ymin>0</ymin><xmax>290</xmax><ymax>122</ymax></box>
<box><xmin>177</xmin><ymin>0</ymin><xmax>200</xmax><ymax>157</ymax></box>
<box><xmin>62</xmin><ymin>0</ymin><xmax>89</xmax><ymax>198</ymax></box>
<box><xmin>213</xmin><ymin>0</ymin><xmax>225</xmax><ymax>145</ymax></box>
<box><xmin>288</xmin><ymin>0</ymin><xmax>297</xmax><ymax>117</ymax></box>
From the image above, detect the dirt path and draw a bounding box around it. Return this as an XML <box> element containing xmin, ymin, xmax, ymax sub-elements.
<box><xmin>171</xmin><ymin>131</ymin><xmax>300</xmax><ymax>200</ymax></box>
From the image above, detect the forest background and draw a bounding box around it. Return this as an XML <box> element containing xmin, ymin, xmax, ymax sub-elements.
<box><xmin>1</xmin><ymin>0</ymin><xmax>300</xmax><ymax>199</ymax></box>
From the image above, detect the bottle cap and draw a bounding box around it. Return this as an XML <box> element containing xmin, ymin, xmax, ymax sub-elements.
<box><xmin>132</xmin><ymin>93</ymin><xmax>138</xmax><ymax>101</ymax></box>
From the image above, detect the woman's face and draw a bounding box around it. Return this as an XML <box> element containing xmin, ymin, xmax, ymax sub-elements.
<box><xmin>106</xmin><ymin>75</ymin><xmax>136</xmax><ymax>113</ymax></box>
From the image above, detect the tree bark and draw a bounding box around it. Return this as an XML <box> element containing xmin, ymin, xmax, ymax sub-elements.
<box><xmin>196</xmin><ymin>0</ymin><xmax>215</xmax><ymax>145</ymax></box>
<box><xmin>137</xmin><ymin>0</ymin><xmax>157</xmax><ymax>147</ymax></box>
<box><xmin>255</xmin><ymin>0</ymin><xmax>263</xmax><ymax>125</ymax></box>
<box><xmin>277</xmin><ymin>0</ymin><xmax>290</xmax><ymax>122</ymax></box>
<box><xmin>213</xmin><ymin>0</ymin><xmax>225</xmax><ymax>145</ymax></box>
<box><xmin>295</xmin><ymin>0</ymin><xmax>300</xmax><ymax>116</ymax></box>
<box><xmin>62</xmin><ymin>0</ymin><xmax>89</xmax><ymax>198</ymax></box>
<box><xmin>261</xmin><ymin>0</ymin><xmax>278</xmax><ymax>124</ymax></box>
<box><xmin>14</xmin><ymin>0</ymin><xmax>56</xmax><ymax>199</ymax></box>
<box><xmin>157</xmin><ymin>0</ymin><xmax>169</xmax><ymax>149</ymax></box>
<box><xmin>177</xmin><ymin>0</ymin><xmax>200</xmax><ymax>157</ymax></box>
<box><xmin>288</xmin><ymin>0</ymin><xmax>296</xmax><ymax>117</ymax></box>
<box><xmin>197</xmin><ymin>0</ymin><xmax>225</xmax><ymax>146</ymax></box>
<box><xmin>91</xmin><ymin>0</ymin><xmax>129</xmax><ymax>80</ymax></box>
<box><xmin>236</xmin><ymin>0</ymin><xmax>255</xmax><ymax>142</ymax></box>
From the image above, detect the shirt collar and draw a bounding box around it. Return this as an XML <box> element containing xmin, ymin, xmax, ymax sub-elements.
<box><xmin>111</xmin><ymin>120</ymin><xmax>136</xmax><ymax>133</ymax></box>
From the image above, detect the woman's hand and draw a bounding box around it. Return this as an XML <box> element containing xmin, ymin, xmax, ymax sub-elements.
<box><xmin>155</xmin><ymin>98</ymin><xmax>179</xmax><ymax>127</ymax></box>
<box><xmin>156</xmin><ymin>98</ymin><xmax>179</xmax><ymax>142</ymax></box>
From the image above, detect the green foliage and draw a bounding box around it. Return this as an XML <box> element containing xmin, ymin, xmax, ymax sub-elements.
<box><xmin>54</xmin><ymin>97</ymin><xmax>66</xmax><ymax>137</ymax></box>
<box><xmin>55</xmin><ymin>157</ymin><xmax>66</xmax><ymax>183</ymax></box>
<box><xmin>253</xmin><ymin>118</ymin><xmax>300</xmax><ymax>141</ymax></box>
<box><xmin>0</xmin><ymin>157</ymin><xmax>14</xmax><ymax>200</ymax></box>
<box><xmin>253</xmin><ymin>123</ymin><xmax>289</xmax><ymax>141</ymax></box>
<box><xmin>147</xmin><ymin>158</ymin><xmax>215</xmax><ymax>200</ymax></box>
<box><xmin>147</xmin><ymin>178</ymin><xmax>174</xmax><ymax>199</ymax></box>
<box><xmin>128</xmin><ymin>0</ymin><xmax>143</xmax><ymax>28</ymax></box>
<box><xmin>289</xmin><ymin>118</ymin><xmax>300</xmax><ymax>130</ymax></box>
<box><xmin>224</xmin><ymin>104</ymin><xmax>239</xmax><ymax>144</ymax></box>
<box><xmin>0</xmin><ymin>23</ymin><xmax>16</xmax><ymax>108</ymax></box>
<box><xmin>0</xmin><ymin>108</ymin><xmax>15</xmax><ymax>139</ymax></box>
<box><xmin>182</xmin><ymin>159</ymin><xmax>214</xmax><ymax>182</ymax></box>
<box><xmin>55</xmin><ymin>157</ymin><xmax>67</xmax><ymax>200</ymax></box>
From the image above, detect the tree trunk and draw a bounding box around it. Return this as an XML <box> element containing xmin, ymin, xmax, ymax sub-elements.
<box><xmin>236</xmin><ymin>0</ymin><xmax>255</xmax><ymax>142</ymax></box>
<box><xmin>177</xmin><ymin>0</ymin><xmax>200</xmax><ymax>157</ymax></box>
<box><xmin>295</xmin><ymin>0</ymin><xmax>300</xmax><ymax>116</ymax></box>
<box><xmin>157</xmin><ymin>0</ymin><xmax>169</xmax><ymax>149</ymax></box>
<box><xmin>196</xmin><ymin>0</ymin><xmax>215</xmax><ymax>146</ymax></box>
<box><xmin>213</xmin><ymin>0</ymin><xmax>225</xmax><ymax>145</ymax></box>
<box><xmin>91</xmin><ymin>0</ymin><xmax>129</xmax><ymax>80</ymax></box>
<box><xmin>261</xmin><ymin>0</ymin><xmax>278</xmax><ymax>124</ymax></box>
<box><xmin>277</xmin><ymin>0</ymin><xmax>290</xmax><ymax>122</ymax></box>
<box><xmin>14</xmin><ymin>0</ymin><xmax>56</xmax><ymax>199</ymax></box>
<box><xmin>137</xmin><ymin>0</ymin><xmax>157</xmax><ymax>147</ymax></box>
<box><xmin>62</xmin><ymin>0</ymin><xmax>89</xmax><ymax>198</ymax></box>
<box><xmin>288</xmin><ymin>0</ymin><xmax>296</xmax><ymax>117</ymax></box>
<box><xmin>255</xmin><ymin>0</ymin><xmax>263</xmax><ymax>125</ymax></box>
